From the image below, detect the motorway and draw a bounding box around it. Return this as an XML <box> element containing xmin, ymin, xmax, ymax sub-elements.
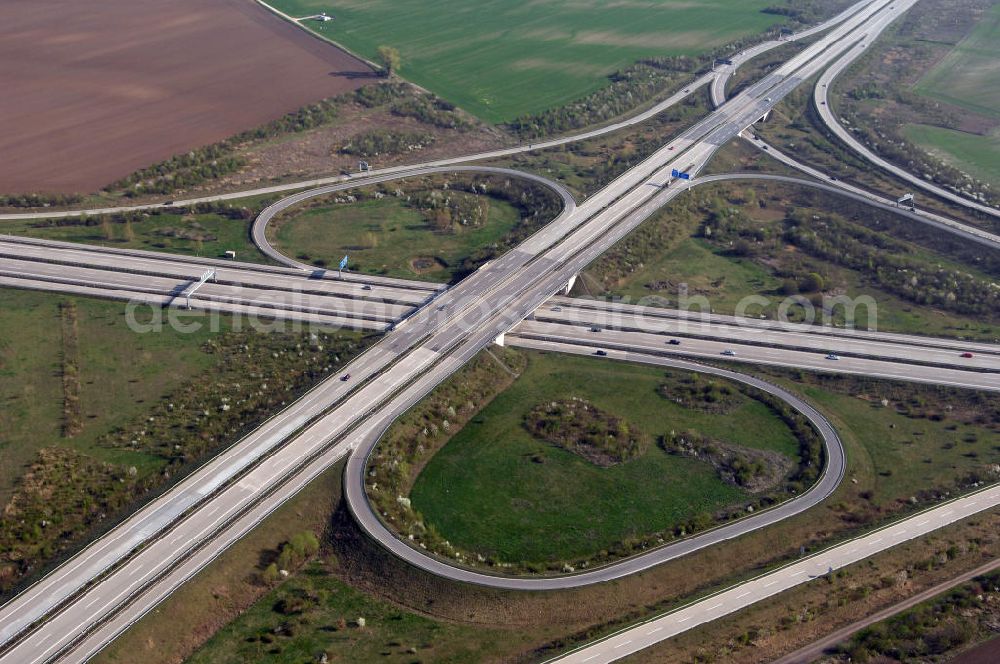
<box><xmin>0</xmin><ymin>0</ymin><xmax>990</xmax><ymax>661</ymax></box>
<box><xmin>0</xmin><ymin>235</ymin><xmax>436</xmax><ymax>331</ymax></box>
<box><xmin>5</xmin><ymin>233</ymin><xmax>997</xmax><ymax>391</ymax></box>
<box><xmin>547</xmin><ymin>481</ymin><xmax>1000</xmax><ymax>663</ymax></box>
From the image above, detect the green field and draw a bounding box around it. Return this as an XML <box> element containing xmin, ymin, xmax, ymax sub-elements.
<box><xmin>914</xmin><ymin>3</ymin><xmax>1000</xmax><ymax>120</ymax></box>
<box><xmin>270</xmin><ymin>0</ymin><xmax>778</xmax><ymax>122</ymax></box>
<box><xmin>410</xmin><ymin>351</ymin><xmax>801</xmax><ymax>563</ymax></box>
<box><xmin>0</xmin><ymin>289</ymin><xmax>220</xmax><ymax>504</ymax></box>
<box><xmin>272</xmin><ymin>194</ymin><xmax>521</xmax><ymax>282</ymax></box>
<box><xmin>903</xmin><ymin>124</ymin><xmax>1000</xmax><ymax>188</ymax></box>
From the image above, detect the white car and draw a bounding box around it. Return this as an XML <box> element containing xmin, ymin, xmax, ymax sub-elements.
<box><xmin>826</xmin><ymin>353</ymin><xmax>840</xmax><ymax>361</ymax></box>
<box><xmin>722</xmin><ymin>349</ymin><xmax>736</xmax><ymax>356</ymax></box>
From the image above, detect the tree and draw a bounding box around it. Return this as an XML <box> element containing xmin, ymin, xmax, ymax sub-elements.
<box><xmin>100</xmin><ymin>216</ymin><xmax>114</xmax><ymax>242</ymax></box>
<box><xmin>799</xmin><ymin>272</ymin><xmax>825</xmax><ymax>293</ymax></box>
<box><xmin>377</xmin><ymin>46</ymin><xmax>401</xmax><ymax>77</ymax></box>
<box><xmin>262</xmin><ymin>562</ymin><xmax>280</xmax><ymax>584</ymax></box>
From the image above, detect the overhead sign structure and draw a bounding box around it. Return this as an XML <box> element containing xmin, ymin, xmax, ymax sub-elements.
<box><xmin>184</xmin><ymin>268</ymin><xmax>217</xmax><ymax>309</ymax></box>
<box><xmin>338</xmin><ymin>254</ymin><xmax>349</xmax><ymax>278</ymax></box>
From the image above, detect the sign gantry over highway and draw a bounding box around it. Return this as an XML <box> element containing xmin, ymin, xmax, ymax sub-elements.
<box><xmin>183</xmin><ymin>268</ymin><xmax>216</xmax><ymax>309</ymax></box>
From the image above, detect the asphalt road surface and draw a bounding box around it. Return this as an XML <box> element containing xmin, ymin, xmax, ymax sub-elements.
<box><xmin>737</xmin><ymin>138</ymin><xmax>1000</xmax><ymax>248</ymax></box>
<box><xmin>6</xmin><ymin>241</ymin><xmax>995</xmax><ymax>391</ymax></box>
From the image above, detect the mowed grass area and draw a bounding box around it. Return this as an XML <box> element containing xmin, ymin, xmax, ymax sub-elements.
<box><xmin>272</xmin><ymin>195</ymin><xmax>521</xmax><ymax>282</ymax></box>
<box><xmin>271</xmin><ymin>0</ymin><xmax>777</xmax><ymax>122</ymax></box>
<box><xmin>410</xmin><ymin>351</ymin><xmax>800</xmax><ymax>563</ymax></box>
<box><xmin>92</xmin><ymin>368</ymin><xmax>1000</xmax><ymax>664</ymax></box>
<box><xmin>914</xmin><ymin>3</ymin><xmax>1000</xmax><ymax>120</ymax></box>
<box><xmin>4</xmin><ymin>207</ymin><xmax>270</xmax><ymax>264</ymax></box>
<box><xmin>0</xmin><ymin>289</ymin><xmax>219</xmax><ymax>504</ymax></box>
<box><xmin>903</xmin><ymin>124</ymin><xmax>1000</xmax><ymax>188</ymax></box>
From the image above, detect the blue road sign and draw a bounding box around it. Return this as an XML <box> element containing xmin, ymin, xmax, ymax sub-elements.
<box><xmin>678</xmin><ymin>172</ymin><xmax>691</xmax><ymax>180</ymax></box>
<box><xmin>339</xmin><ymin>255</ymin><xmax>349</xmax><ymax>270</ymax></box>
<box><xmin>671</xmin><ymin>169</ymin><xmax>680</xmax><ymax>178</ymax></box>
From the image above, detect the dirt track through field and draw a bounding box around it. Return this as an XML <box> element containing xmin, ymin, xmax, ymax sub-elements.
<box><xmin>0</xmin><ymin>0</ymin><xmax>373</xmax><ymax>195</ymax></box>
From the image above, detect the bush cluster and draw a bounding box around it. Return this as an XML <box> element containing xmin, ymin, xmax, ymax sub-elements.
<box><xmin>524</xmin><ymin>398</ymin><xmax>646</xmax><ymax>466</ymax></box>
<box><xmin>340</xmin><ymin>129</ymin><xmax>435</xmax><ymax>158</ymax></box>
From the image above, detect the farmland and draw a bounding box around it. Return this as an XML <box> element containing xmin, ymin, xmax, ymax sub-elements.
<box><xmin>0</xmin><ymin>0</ymin><xmax>371</xmax><ymax>195</ymax></box>
<box><xmin>268</xmin><ymin>0</ymin><xmax>780</xmax><ymax>122</ymax></box>
<box><xmin>902</xmin><ymin>124</ymin><xmax>1000</xmax><ymax>189</ymax></box>
<box><xmin>914</xmin><ymin>3</ymin><xmax>1000</xmax><ymax>121</ymax></box>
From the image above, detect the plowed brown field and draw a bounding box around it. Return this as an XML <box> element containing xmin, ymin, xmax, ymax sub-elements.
<box><xmin>0</xmin><ymin>0</ymin><xmax>373</xmax><ymax>194</ymax></box>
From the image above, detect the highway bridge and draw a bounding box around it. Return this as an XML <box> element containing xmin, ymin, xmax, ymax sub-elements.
<box><xmin>0</xmin><ymin>1</ymin><xmax>996</xmax><ymax>662</ymax></box>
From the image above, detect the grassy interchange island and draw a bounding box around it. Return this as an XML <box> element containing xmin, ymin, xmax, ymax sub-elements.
<box><xmin>267</xmin><ymin>173</ymin><xmax>564</xmax><ymax>282</ymax></box>
<box><xmin>369</xmin><ymin>350</ymin><xmax>820</xmax><ymax>570</ymax></box>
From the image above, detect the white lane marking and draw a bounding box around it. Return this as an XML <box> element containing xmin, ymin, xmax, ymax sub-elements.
<box><xmin>736</xmin><ymin>591</ymin><xmax>751</xmax><ymax>599</ymax></box>
<box><xmin>764</xmin><ymin>580</ymin><xmax>778</xmax><ymax>587</ymax></box>
<box><xmin>916</xmin><ymin>519</ymin><xmax>929</xmax><ymax>526</ymax></box>
<box><xmin>581</xmin><ymin>654</ymin><xmax>599</xmax><ymax>662</ymax></box>
<box><xmin>677</xmin><ymin>616</ymin><xmax>691</xmax><ymax>623</ymax></box>
<box><xmin>790</xmin><ymin>570</ymin><xmax>804</xmax><ymax>577</ymax></box>
<box><xmin>646</xmin><ymin>626</ymin><xmax>663</xmax><ymax>635</ymax></box>
<box><xmin>613</xmin><ymin>640</ymin><xmax>632</xmax><ymax>649</ymax></box>
<box><xmin>870</xmin><ymin>537</ymin><xmax>883</xmax><ymax>545</ymax></box>
<box><xmin>706</xmin><ymin>603</ymin><xmax>722</xmax><ymax>611</ymax></box>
